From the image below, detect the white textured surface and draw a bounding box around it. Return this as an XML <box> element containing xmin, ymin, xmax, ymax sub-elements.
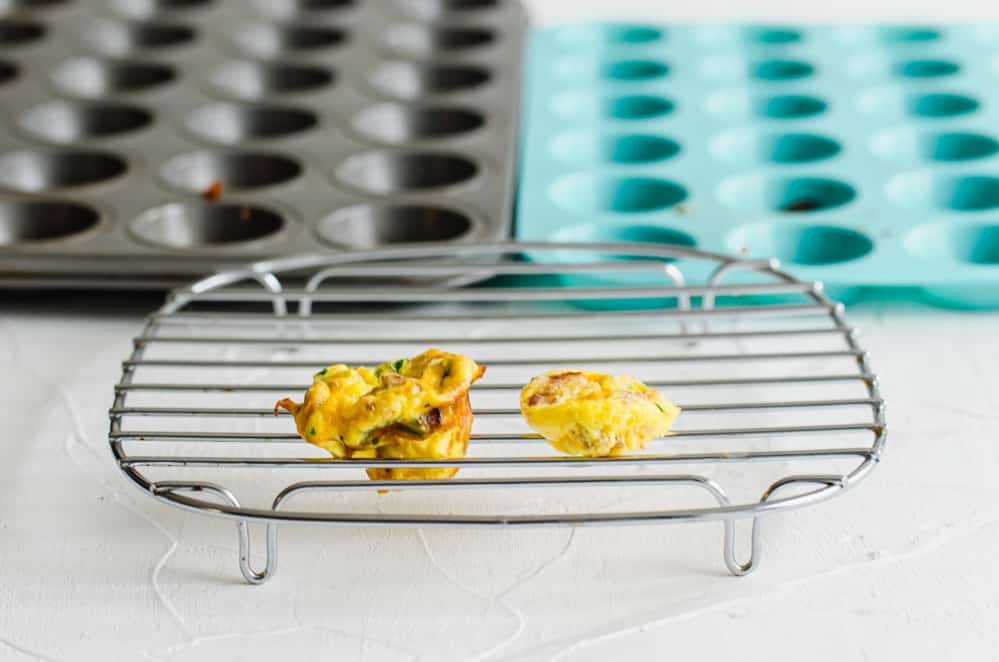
<box><xmin>5</xmin><ymin>0</ymin><xmax>999</xmax><ymax>659</ymax></box>
<box><xmin>4</xmin><ymin>292</ymin><xmax>999</xmax><ymax>661</ymax></box>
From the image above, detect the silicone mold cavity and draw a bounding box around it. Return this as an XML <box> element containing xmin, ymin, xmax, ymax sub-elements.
<box><xmin>895</xmin><ymin>58</ymin><xmax>960</xmax><ymax>78</ymax></box>
<box><xmin>742</xmin><ymin>26</ymin><xmax>801</xmax><ymax>44</ymax></box>
<box><xmin>551</xmin><ymin>132</ymin><xmax>680</xmax><ymax>165</ymax></box>
<box><xmin>554</xmin><ymin>23</ymin><xmax>665</xmax><ymax>47</ymax></box>
<box><xmin>889</xmin><ymin>173</ymin><xmax>999</xmax><ymax>212</ymax></box>
<box><xmin>554</xmin><ymin>223</ymin><xmax>696</xmax><ymax>256</ymax></box>
<box><xmin>756</xmin><ymin>94</ymin><xmax>827</xmax><ymax>119</ymax></box>
<box><xmin>727</xmin><ymin>223</ymin><xmax>874</xmax><ymax>265</ymax></box>
<box><xmin>906</xmin><ymin>221</ymin><xmax>999</xmax><ymax>265</ymax></box>
<box><xmin>712</xmin><ymin>130</ymin><xmax>840</xmax><ymax>165</ymax></box>
<box><xmin>551</xmin><ymin>174</ymin><xmax>688</xmax><ymax>214</ymax></box>
<box><xmin>872</xmin><ymin>129</ymin><xmax>999</xmax><ymax>163</ymax></box>
<box><xmin>720</xmin><ymin>175</ymin><xmax>856</xmax><ymax>213</ymax></box>
<box><xmin>604</xmin><ymin>60</ymin><xmax>669</xmax><ymax>81</ymax></box>
<box><xmin>908</xmin><ymin>93</ymin><xmax>979</xmax><ymax>118</ymax></box>
<box><xmin>879</xmin><ymin>26</ymin><xmax>941</xmax><ymax>43</ymax></box>
<box><xmin>751</xmin><ymin>59</ymin><xmax>814</xmax><ymax>81</ymax></box>
<box><xmin>519</xmin><ymin>21</ymin><xmax>999</xmax><ymax>306</ymax></box>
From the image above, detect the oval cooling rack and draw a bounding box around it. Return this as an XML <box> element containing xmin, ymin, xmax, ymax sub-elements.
<box><xmin>109</xmin><ymin>241</ymin><xmax>886</xmax><ymax>584</ymax></box>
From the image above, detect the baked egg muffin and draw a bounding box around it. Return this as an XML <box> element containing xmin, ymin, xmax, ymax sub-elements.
<box><xmin>275</xmin><ymin>349</ymin><xmax>485</xmax><ymax>480</ymax></box>
<box><xmin>520</xmin><ymin>370</ymin><xmax>680</xmax><ymax>456</ymax></box>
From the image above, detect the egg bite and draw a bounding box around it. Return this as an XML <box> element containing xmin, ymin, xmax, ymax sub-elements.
<box><xmin>275</xmin><ymin>349</ymin><xmax>485</xmax><ymax>481</ymax></box>
<box><xmin>520</xmin><ymin>370</ymin><xmax>680</xmax><ymax>457</ymax></box>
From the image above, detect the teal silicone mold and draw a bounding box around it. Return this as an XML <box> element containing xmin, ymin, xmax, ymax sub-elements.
<box><xmin>516</xmin><ymin>22</ymin><xmax>999</xmax><ymax>308</ymax></box>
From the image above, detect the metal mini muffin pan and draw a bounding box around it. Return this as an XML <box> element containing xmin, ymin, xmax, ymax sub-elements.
<box><xmin>517</xmin><ymin>22</ymin><xmax>999</xmax><ymax>308</ymax></box>
<box><xmin>0</xmin><ymin>0</ymin><xmax>525</xmax><ymax>288</ymax></box>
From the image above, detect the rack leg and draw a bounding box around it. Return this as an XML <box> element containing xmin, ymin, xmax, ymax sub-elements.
<box><xmin>152</xmin><ymin>482</ymin><xmax>280</xmax><ymax>585</ymax></box>
<box><xmin>722</xmin><ymin>475</ymin><xmax>846</xmax><ymax>577</ymax></box>
<box><xmin>236</xmin><ymin>521</ymin><xmax>278</xmax><ymax>585</ymax></box>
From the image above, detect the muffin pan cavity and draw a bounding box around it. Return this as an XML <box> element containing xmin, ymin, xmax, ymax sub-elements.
<box><xmin>52</xmin><ymin>57</ymin><xmax>176</xmax><ymax>97</ymax></box>
<box><xmin>250</xmin><ymin>0</ymin><xmax>354</xmax><ymax>20</ymax></box>
<box><xmin>0</xmin><ymin>19</ymin><xmax>45</xmax><ymax>46</ymax></box>
<box><xmin>0</xmin><ymin>149</ymin><xmax>127</xmax><ymax>192</ymax></box>
<box><xmin>184</xmin><ymin>103</ymin><xmax>318</xmax><ymax>144</ymax></box>
<box><xmin>0</xmin><ymin>60</ymin><xmax>16</xmax><ymax>85</ymax></box>
<box><xmin>208</xmin><ymin>61</ymin><xmax>333</xmax><ymax>100</ymax></box>
<box><xmin>230</xmin><ymin>22</ymin><xmax>347</xmax><ymax>58</ymax></box>
<box><xmin>130</xmin><ymin>203</ymin><xmax>285</xmax><ymax>249</ymax></box>
<box><xmin>382</xmin><ymin>24</ymin><xmax>495</xmax><ymax>56</ymax></box>
<box><xmin>520</xmin><ymin>21</ymin><xmax>999</xmax><ymax>306</ymax></box>
<box><xmin>369</xmin><ymin>61</ymin><xmax>491</xmax><ymax>99</ymax></box>
<box><xmin>80</xmin><ymin>18</ymin><xmax>195</xmax><ymax>56</ymax></box>
<box><xmin>109</xmin><ymin>0</ymin><xmax>213</xmax><ymax>19</ymax></box>
<box><xmin>159</xmin><ymin>151</ymin><xmax>302</xmax><ymax>193</ymax></box>
<box><xmin>0</xmin><ymin>0</ymin><xmax>69</xmax><ymax>13</ymax></box>
<box><xmin>19</xmin><ymin>101</ymin><xmax>153</xmax><ymax>143</ymax></box>
<box><xmin>335</xmin><ymin>151</ymin><xmax>479</xmax><ymax>194</ymax></box>
<box><xmin>0</xmin><ymin>201</ymin><xmax>100</xmax><ymax>245</ymax></box>
<box><xmin>0</xmin><ymin>0</ymin><xmax>524</xmax><ymax>286</ymax></box>
<box><xmin>316</xmin><ymin>204</ymin><xmax>474</xmax><ymax>249</ymax></box>
<box><xmin>351</xmin><ymin>104</ymin><xmax>485</xmax><ymax>144</ymax></box>
<box><xmin>394</xmin><ymin>0</ymin><xmax>499</xmax><ymax>21</ymax></box>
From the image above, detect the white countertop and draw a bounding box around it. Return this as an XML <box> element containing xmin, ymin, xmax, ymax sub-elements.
<box><xmin>5</xmin><ymin>1</ymin><xmax>999</xmax><ymax>660</ymax></box>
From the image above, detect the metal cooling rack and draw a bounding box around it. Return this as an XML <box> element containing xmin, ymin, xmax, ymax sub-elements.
<box><xmin>108</xmin><ymin>241</ymin><xmax>886</xmax><ymax>584</ymax></box>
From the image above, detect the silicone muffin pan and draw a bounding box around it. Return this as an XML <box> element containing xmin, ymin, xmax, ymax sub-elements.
<box><xmin>0</xmin><ymin>0</ymin><xmax>525</xmax><ymax>288</ymax></box>
<box><xmin>517</xmin><ymin>22</ymin><xmax>999</xmax><ymax>308</ymax></box>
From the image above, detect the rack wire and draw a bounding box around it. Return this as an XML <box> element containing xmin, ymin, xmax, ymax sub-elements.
<box><xmin>108</xmin><ymin>242</ymin><xmax>886</xmax><ymax>584</ymax></box>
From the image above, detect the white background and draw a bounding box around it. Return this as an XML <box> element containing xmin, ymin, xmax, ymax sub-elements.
<box><xmin>5</xmin><ymin>1</ymin><xmax>999</xmax><ymax>661</ymax></box>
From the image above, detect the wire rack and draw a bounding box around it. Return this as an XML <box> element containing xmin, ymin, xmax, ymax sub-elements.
<box><xmin>108</xmin><ymin>241</ymin><xmax>886</xmax><ymax>585</ymax></box>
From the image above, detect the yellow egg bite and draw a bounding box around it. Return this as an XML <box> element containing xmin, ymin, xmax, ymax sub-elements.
<box><xmin>520</xmin><ymin>370</ymin><xmax>680</xmax><ymax>457</ymax></box>
<box><xmin>275</xmin><ymin>349</ymin><xmax>485</xmax><ymax>480</ymax></box>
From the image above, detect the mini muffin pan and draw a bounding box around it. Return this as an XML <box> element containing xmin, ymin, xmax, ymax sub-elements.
<box><xmin>517</xmin><ymin>22</ymin><xmax>999</xmax><ymax>308</ymax></box>
<box><xmin>0</xmin><ymin>0</ymin><xmax>525</xmax><ymax>288</ymax></box>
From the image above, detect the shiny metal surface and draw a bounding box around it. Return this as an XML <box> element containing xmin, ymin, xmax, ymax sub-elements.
<box><xmin>0</xmin><ymin>0</ymin><xmax>524</xmax><ymax>287</ymax></box>
<box><xmin>109</xmin><ymin>241</ymin><xmax>886</xmax><ymax>584</ymax></box>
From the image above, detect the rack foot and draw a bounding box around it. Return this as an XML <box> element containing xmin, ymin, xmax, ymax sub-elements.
<box><xmin>723</xmin><ymin>475</ymin><xmax>846</xmax><ymax>577</ymax></box>
<box><xmin>153</xmin><ymin>482</ymin><xmax>279</xmax><ymax>585</ymax></box>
